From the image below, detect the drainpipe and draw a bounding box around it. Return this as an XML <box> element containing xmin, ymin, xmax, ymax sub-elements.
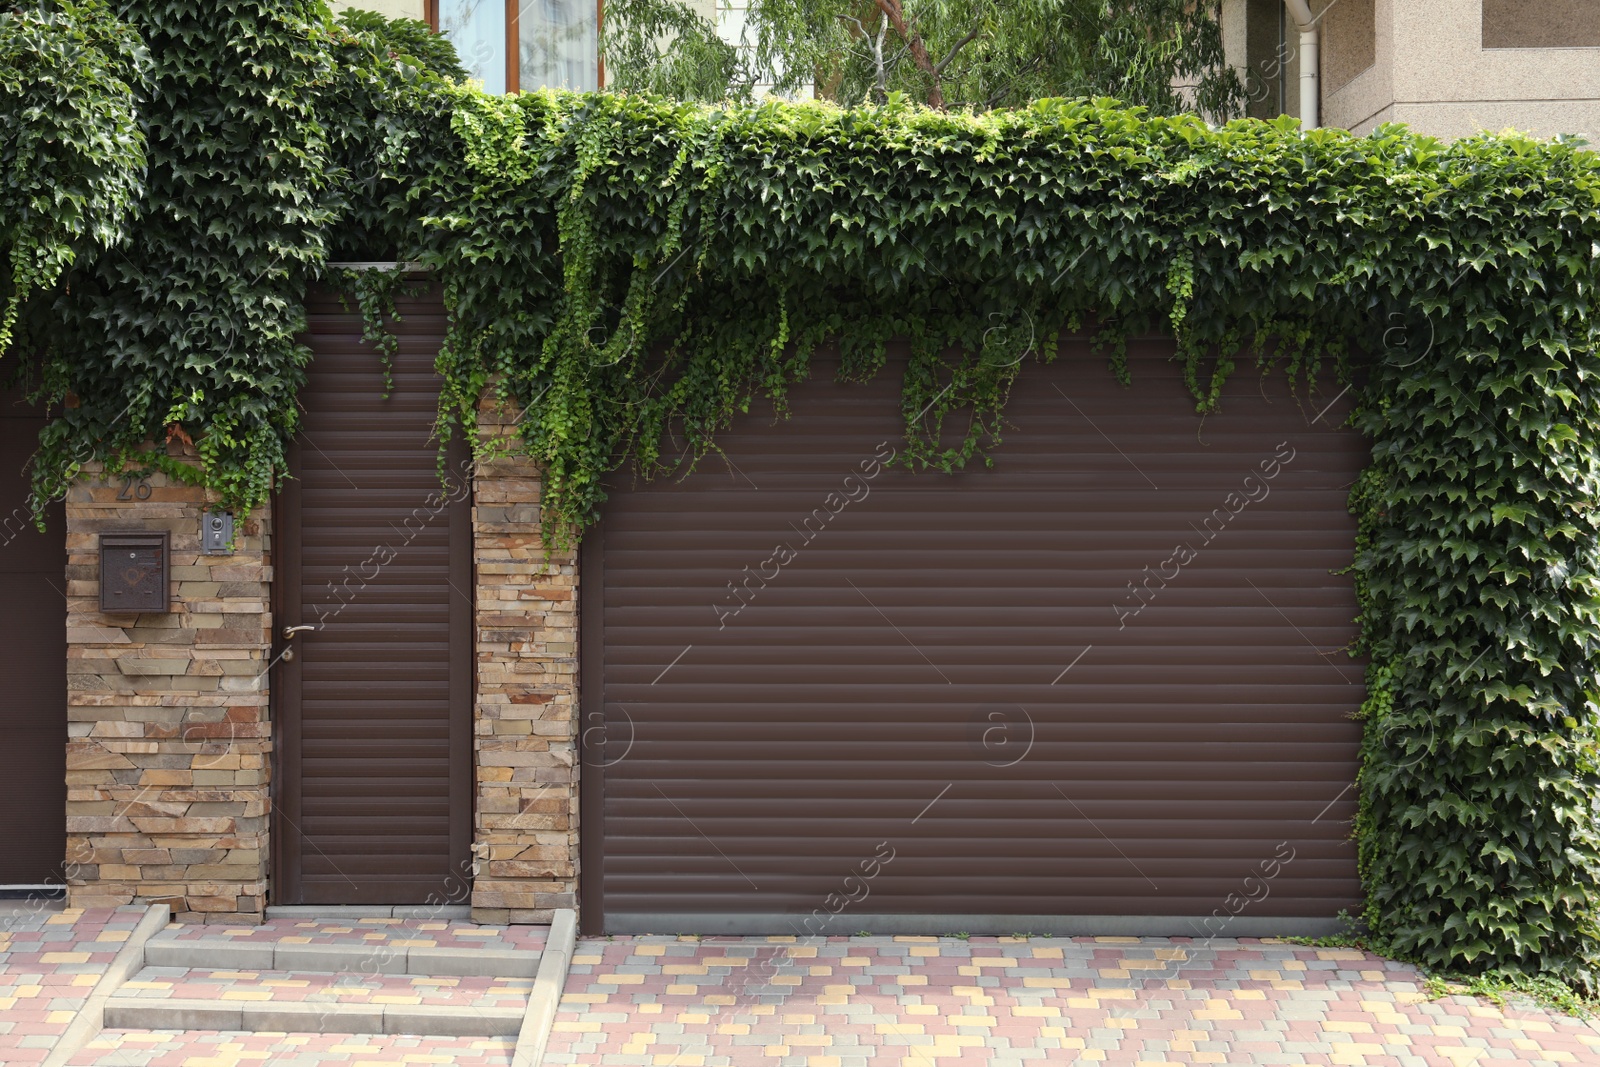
<box><xmin>1283</xmin><ymin>0</ymin><xmax>1319</xmax><ymax>129</ymax></box>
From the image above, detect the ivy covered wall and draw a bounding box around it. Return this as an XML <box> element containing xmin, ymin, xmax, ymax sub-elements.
<box><xmin>3</xmin><ymin>1</ymin><xmax>1600</xmax><ymax>987</ymax></box>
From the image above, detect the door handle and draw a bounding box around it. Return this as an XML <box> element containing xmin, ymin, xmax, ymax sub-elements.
<box><xmin>283</xmin><ymin>624</ymin><xmax>317</xmax><ymax>639</ymax></box>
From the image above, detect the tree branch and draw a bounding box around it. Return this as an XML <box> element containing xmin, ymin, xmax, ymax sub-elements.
<box><xmin>870</xmin><ymin>0</ymin><xmax>945</xmax><ymax>108</ymax></box>
<box><xmin>933</xmin><ymin>25</ymin><xmax>982</xmax><ymax>77</ymax></box>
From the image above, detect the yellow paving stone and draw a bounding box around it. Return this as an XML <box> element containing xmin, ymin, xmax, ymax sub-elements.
<box><xmin>221</xmin><ymin>991</ymin><xmax>273</xmax><ymax>1002</ymax></box>
<box><xmin>1192</xmin><ymin>1055</ymin><xmax>1227</xmax><ymax>1064</ymax></box>
<box><xmin>281</xmin><ymin>936</ymin><xmax>313</xmax><ymax>944</ymax></box>
<box><xmin>47</xmin><ymin>1010</ymin><xmax>75</xmax><ymax>1023</ymax></box>
<box><xmin>771</xmin><ymin>975</ymin><xmax>803</xmax><ymax>986</ymax></box>
<box><xmin>1122</xmin><ymin>959</ymin><xmax>1169</xmax><ymax>970</ymax></box>
<box><xmin>597</xmin><ymin>973</ymin><xmax>645</xmax><ymax>984</ymax></box>
<box><xmin>570</xmin><ymin>955</ymin><xmax>604</xmax><ymax>965</ymax></box>
<box><xmin>635</xmin><ymin>944</ymin><xmax>667</xmax><ymax>955</ymax></box>
<box><xmin>817</xmin><ymin>994</ymin><xmax>848</xmax><ymax>1005</ymax></box>
<box><xmin>1547</xmin><ymin>1053</ymin><xmax>1578</xmax><ymax>1063</ymax></box>
<box><xmin>822</xmin><ymin>984</ymin><xmax>854</xmax><ymax>996</ymax></box>
<box><xmin>96</xmin><ymin>930</ymin><xmax>131</xmax><ymax>943</ymax></box>
<box><xmin>1283</xmin><ymin>959</ymin><xmax>1307</xmax><ymax>971</ymax></box>
<box><xmin>781</xmin><ymin>1015</ymin><xmax>817</xmax><ymax>1025</ymax></box>
<box><xmin>906</xmin><ymin>1004</ymin><xmax>939</xmax><ymax>1015</ymax></box>
<box><xmin>16</xmin><ymin>985</ymin><xmax>41</xmax><ymax>997</ymax></box>
<box><xmin>958</xmin><ymin>966</ymin><xmax>981</xmax><ymax>977</ymax></box>
<box><xmin>1099</xmin><ymin>969</ymin><xmax>1130</xmax><ymax>978</ymax></box>
<box><xmin>1165</xmin><ymin>979</ymin><xmax>1191</xmax><ymax>990</ymax></box>
<box><xmin>789</xmin><ymin>946</ymin><xmax>818</xmax><ymax>957</ymax></box>
<box><xmin>1109</xmin><ymin>1018</ymin><xmax>1140</xmax><ymax>1029</ymax></box>
<box><xmin>717</xmin><ymin>1023</ymin><xmax>750</xmax><ymax>1035</ymax></box>
<box><xmin>809</xmin><ymin>965</ymin><xmax>832</xmax><ymax>975</ymax></box>
<box><xmin>807</xmin><ymin>1058</ymin><xmax>842</xmax><ymax>1067</ymax></box>
<box><xmin>664</xmin><ymin>984</ymin><xmax>696</xmax><ymax>995</ymax></box>
<box><xmin>1360</xmin><ymin>969</ymin><xmax>1386</xmax><ymax>981</ymax></box>
<box><xmin>678</xmin><ymin>1012</ymin><xmax>711</xmax><ymax>1024</ymax></box>
<box><xmin>910</xmin><ymin>946</ymin><xmax>941</xmax><ymax>957</ymax></box>
<box><xmin>703</xmin><ymin>994</ymin><xmax>736</xmax><ymax>1005</ymax></box>
<box><xmin>40</xmin><ymin>952</ymin><xmax>90</xmax><ymax>964</ymax></box>
<box><xmin>1090</xmin><ymin>987</ymin><xmax>1136</xmax><ymax>999</ymax></box>
<box><xmin>749</xmin><ymin>1005</ymin><xmax>776</xmax><ymax>1016</ymax></box>
<box><xmin>1234</xmin><ymin>990</ymin><xmax>1267</xmax><ymax>1001</ymax></box>
<box><xmin>1021</xmin><ymin>976</ymin><xmax>1072</xmax><ymax>988</ymax></box>
<box><xmin>566</xmin><ymin>993</ymin><xmax>609</xmax><ymax>1003</ymax></box>
<box><xmin>840</xmin><ymin>957</ymin><xmax>871</xmax><ymax>966</ymax></box>
<box><xmin>47</xmin><ymin>912</ymin><xmax>81</xmax><ymax>924</ymax></box>
<box><xmin>639</xmin><ymin>1003</ymin><xmax>663</xmax><ymax>1014</ymax></box>
<box><xmin>1316</xmin><ymin>949</ymin><xmax>1367</xmax><ymax>961</ymax></box>
<box><xmin>876</xmin><ymin>1023</ymin><xmax>925</xmax><ymax>1035</ymax></box>
<box><xmin>766</xmin><ymin>935</ymin><xmax>797</xmax><ymax>943</ymax></box>
<box><xmin>764</xmin><ymin>1047</ymin><xmax>790</xmax><ymax>1057</ymax></box>
<box><xmin>1324</xmin><ymin>1017</ymin><xmax>1376</xmax><ymax>1036</ymax></box>
<box><xmin>1249</xmin><ymin>970</ymin><xmax>1281</xmax><ymax>980</ymax></box>
<box><xmin>1519</xmin><ymin>1020</ymin><xmax>1554</xmax><ymax>1032</ymax></box>
<box><xmin>1095</xmin><ymin>936</ymin><xmax>1140</xmax><ymax>943</ymax></box>
<box><xmin>1031</xmin><ymin>946</ymin><xmax>1064</xmax><ymax>959</ymax></box>
<box><xmin>1434</xmin><ymin>1048</ymin><xmax>1485</xmax><ymax>1065</ymax></box>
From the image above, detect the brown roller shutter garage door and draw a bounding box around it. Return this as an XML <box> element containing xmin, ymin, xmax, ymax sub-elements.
<box><xmin>583</xmin><ymin>339</ymin><xmax>1367</xmax><ymax>935</ymax></box>
<box><xmin>0</xmin><ymin>385</ymin><xmax>66</xmax><ymax>887</ymax></box>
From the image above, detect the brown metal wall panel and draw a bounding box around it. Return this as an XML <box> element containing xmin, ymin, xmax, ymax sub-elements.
<box><xmin>275</xmin><ymin>288</ymin><xmax>472</xmax><ymax>904</ymax></box>
<box><xmin>0</xmin><ymin>387</ymin><xmax>66</xmax><ymax>885</ymax></box>
<box><xmin>588</xmin><ymin>339</ymin><xmax>1367</xmax><ymax>930</ymax></box>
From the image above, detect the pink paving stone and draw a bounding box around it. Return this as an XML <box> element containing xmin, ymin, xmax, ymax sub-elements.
<box><xmin>0</xmin><ymin>906</ymin><xmax>145</xmax><ymax>1064</ymax></box>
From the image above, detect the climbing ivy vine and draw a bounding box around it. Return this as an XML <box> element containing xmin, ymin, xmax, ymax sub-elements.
<box><xmin>7</xmin><ymin>4</ymin><xmax>1600</xmax><ymax>991</ymax></box>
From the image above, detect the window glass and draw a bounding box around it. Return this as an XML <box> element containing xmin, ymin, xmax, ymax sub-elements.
<box><xmin>520</xmin><ymin>0</ymin><xmax>599</xmax><ymax>91</ymax></box>
<box><xmin>439</xmin><ymin>0</ymin><xmax>507</xmax><ymax>93</ymax></box>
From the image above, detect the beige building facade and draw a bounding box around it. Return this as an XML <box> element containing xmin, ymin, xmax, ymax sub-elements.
<box><xmin>1223</xmin><ymin>0</ymin><xmax>1600</xmax><ymax>141</ymax></box>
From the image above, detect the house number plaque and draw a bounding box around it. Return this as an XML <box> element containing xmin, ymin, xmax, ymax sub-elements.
<box><xmin>99</xmin><ymin>531</ymin><xmax>170</xmax><ymax>613</ymax></box>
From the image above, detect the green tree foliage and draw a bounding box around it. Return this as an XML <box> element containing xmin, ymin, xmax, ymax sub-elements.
<box><xmin>603</xmin><ymin>0</ymin><xmax>1243</xmax><ymax>115</ymax></box>
<box><xmin>0</xmin><ymin>0</ymin><xmax>146</xmax><ymax>356</ymax></box>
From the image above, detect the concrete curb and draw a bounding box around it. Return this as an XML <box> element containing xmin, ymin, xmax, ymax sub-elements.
<box><xmin>42</xmin><ymin>903</ymin><xmax>170</xmax><ymax>1067</ymax></box>
<box><xmin>512</xmin><ymin>909</ymin><xmax>576</xmax><ymax>1067</ymax></box>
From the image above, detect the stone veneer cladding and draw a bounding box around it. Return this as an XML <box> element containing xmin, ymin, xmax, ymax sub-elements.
<box><xmin>64</xmin><ymin>458</ymin><xmax>272</xmax><ymax>922</ymax></box>
<box><xmin>470</xmin><ymin>396</ymin><xmax>579</xmax><ymax>924</ymax></box>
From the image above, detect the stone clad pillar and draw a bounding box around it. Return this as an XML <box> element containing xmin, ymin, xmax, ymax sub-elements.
<box><xmin>63</xmin><ymin>457</ymin><xmax>272</xmax><ymax>922</ymax></box>
<box><xmin>471</xmin><ymin>397</ymin><xmax>579</xmax><ymax>924</ymax></box>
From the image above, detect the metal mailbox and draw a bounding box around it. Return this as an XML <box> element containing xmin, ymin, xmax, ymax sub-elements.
<box><xmin>99</xmin><ymin>531</ymin><xmax>170</xmax><ymax>613</ymax></box>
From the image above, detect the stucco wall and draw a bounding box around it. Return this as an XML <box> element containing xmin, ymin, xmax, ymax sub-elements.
<box><xmin>329</xmin><ymin>0</ymin><xmax>426</xmax><ymax>21</ymax></box>
<box><xmin>1323</xmin><ymin>0</ymin><xmax>1600</xmax><ymax>140</ymax></box>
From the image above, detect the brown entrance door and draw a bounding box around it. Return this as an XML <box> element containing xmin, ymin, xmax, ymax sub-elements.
<box><xmin>0</xmin><ymin>385</ymin><xmax>66</xmax><ymax>886</ymax></box>
<box><xmin>274</xmin><ymin>287</ymin><xmax>473</xmax><ymax>905</ymax></box>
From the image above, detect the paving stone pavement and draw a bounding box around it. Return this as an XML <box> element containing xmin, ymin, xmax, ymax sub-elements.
<box><xmin>13</xmin><ymin>910</ymin><xmax>1600</xmax><ymax>1065</ymax></box>
<box><xmin>70</xmin><ymin>1031</ymin><xmax>518</xmax><ymax>1064</ymax></box>
<box><xmin>0</xmin><ymin>903</ymin><xmax>144</xmax><ymax>1064</ymax></box>
<box><xmin>545</xmin><ymin>935</ymin><xmax>1600</xmax><ymax>1066</ymax></box>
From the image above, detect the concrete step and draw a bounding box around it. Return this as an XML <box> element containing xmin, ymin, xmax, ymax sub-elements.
<box><xmin>100</xmin><ymin>965</ymin><xmax>529</xmax><ymax>1037</ymax></box>
<box><xmin>144</xmin><ymin>916</ymin><xmax>546</xmax><ymax>977</ymax></box>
